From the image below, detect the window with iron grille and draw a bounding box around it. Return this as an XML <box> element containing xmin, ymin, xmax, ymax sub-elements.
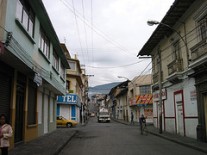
<box><xmin>198</xmin><ymin>16</ymin><xmax>207</xmax><ymax>41</ymax></box>
<box><xmin>172</xmin><ymin>40</ymin><xmax>181</xmax><ymax>60</ymax></box>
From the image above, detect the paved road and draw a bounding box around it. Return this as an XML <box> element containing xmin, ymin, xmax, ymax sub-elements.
<box><xmin>59</xmin><ymin>117</ymin><xmax>205</xmax><ymax>155</ymax></box>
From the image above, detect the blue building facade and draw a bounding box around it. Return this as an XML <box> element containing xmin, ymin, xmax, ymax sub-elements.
<box><xmin>57</xmin><ymin>94</ymin><xmax>81</xmax><ymax>121</ymax></box>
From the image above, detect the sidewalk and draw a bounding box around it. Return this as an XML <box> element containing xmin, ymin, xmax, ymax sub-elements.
<box><xmin>9</xmin><ymin>128</ymin><xmax>77</xmax><ymax>155</ymax></box>
<box><xmin>113</xmin><ymin>118</ymin><xmax>207</xmax><ymax>154</ymax></box>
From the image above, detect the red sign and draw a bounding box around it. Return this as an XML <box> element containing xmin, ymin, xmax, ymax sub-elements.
<box><xmin>136</xmin><ymin>94</ymin><xmax>153</xmax><ymax>104</ymax></box>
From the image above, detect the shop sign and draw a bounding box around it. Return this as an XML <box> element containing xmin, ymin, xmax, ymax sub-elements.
<box><xmin>57</xmin><ymin>94</ymin><xmax>81</xmax><ymax>107</ymax></box>
<box><xmin>33</xmin><ymin>73</ymin><xmax>42</xmax><ymax>86</ymax></box>
<box><xmin>153</xmin><ymin>89</ymin><xmax>167</xmax><ymax>101</ymax></box>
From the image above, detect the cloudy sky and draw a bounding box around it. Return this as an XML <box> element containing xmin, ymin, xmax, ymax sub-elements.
<box><xmin>42</xmin><ymin>0</ymin><xmax>174</xmax><ymax>87</ymax></box>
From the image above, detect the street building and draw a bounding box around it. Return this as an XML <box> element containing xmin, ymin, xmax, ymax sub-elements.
<box><xmin>0</xmin><ymin>0</ymin><xmax>69</xmax><ymax>147</ymax></box>
<box><xmin>128</xmin><ymin>74</ymin><xmax>153</xmax><ymax>123</ymax></box>
<box><xmin>57</xmin><ymin>45</ymin><xmax>87</xmax><ymax>123</ymax></box>
<box><xmin>138</xmin><ymin>0</ymin><xmax>207</xmax><ymax>140</ymax></box>
<box><xmin>108</xmin><ymin>75</ymin><xmax>152</xmax><ymax>123</ymax></box>
<box><xmin>108</xmin><ymin>81</ymin><xmax>129</xmax><ymax>120</ymax></box>
<box><xmin>57</xmin><ymin>45</ymin><xmax>81</xmax><ymax>122</ymax></box>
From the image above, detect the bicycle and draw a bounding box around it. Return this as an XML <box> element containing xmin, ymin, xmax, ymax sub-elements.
<box><xmin>140</xmin><ymin>122</ymin><xmax>148</xmax><ymax>136</ymax></box>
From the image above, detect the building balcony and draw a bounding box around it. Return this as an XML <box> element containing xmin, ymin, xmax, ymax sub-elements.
<box><xmin>191</xmin><ymin>39</ymin><xmax>207</xmax><ymax>62</ymax></box>
<box><xmin>168</xmin><ymin>59</ymin><xmax>183</xmax><ymax>76</ymax></box>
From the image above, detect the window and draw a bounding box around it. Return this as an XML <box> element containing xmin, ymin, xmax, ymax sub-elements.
<box><xmin>68</xmin><ymin>61</ymin><xmax>76</xmax><ymax>70</ymax></box>
<box><xmin>16</xmin><ymin>0</ymin><xmax>34</xmax><ymax>37</ymax></box>
<box><xmin>66</xmin><ymin>80</ymin><xmax>70</xmax><ymax>92</ymax></box>
<box><xmin>172</xmin><ymin>41</ymin><xmax>180</xmax><ymax>60</ymax></box>
<box><xmin>198</xmin><ymin>16</ymin><xmax>207</xmax><ymax>41</ymax></box>
<box><xmin>60</xmin><ymin>62</ymin><xmax>65</xmax><ymax>78</ymax></box>
<box><xmin>39</xmin><ymin>29</ymin><xmax>50</xmax><ymax>59</ymax></box>
<box><xmin>53</xmin><ymin>51</ymin><xmax>59</xmax><ymax>71</ymax></box>
<box><xmin>28</xmin><ymin>80</ymin><xmax>37</xmax><ymax>125</ymax></box>
<box><xmin>139</xmin><ymin>85</ymin><xmax>151</xmax><ymax>95</ymax></box>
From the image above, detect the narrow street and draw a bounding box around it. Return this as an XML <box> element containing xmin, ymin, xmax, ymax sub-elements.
<box><xmin>59</xmin><ymin>117</ymin><xmax>205</xmax><ymax>155</ymax></box>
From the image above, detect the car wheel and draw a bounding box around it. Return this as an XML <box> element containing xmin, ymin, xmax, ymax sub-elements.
<box><xmin>66</xmin><ymin>123</ymin><xmax>72</xmax><ymax>128</ymax></box>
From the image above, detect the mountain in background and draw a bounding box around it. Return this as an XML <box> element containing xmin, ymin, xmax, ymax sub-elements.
<box><xmin>89</xmin><ymin>82</ymin><xmax>121</xmax><ymax>95</ymax></box>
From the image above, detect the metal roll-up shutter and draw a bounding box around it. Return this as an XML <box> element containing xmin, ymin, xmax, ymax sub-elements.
<box><xmin>0</xmin><ymin>74</ymin><xmax>11</xmax><ymax>122</ymax></box>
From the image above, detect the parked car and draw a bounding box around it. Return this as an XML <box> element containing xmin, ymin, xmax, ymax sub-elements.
<box><xmin>56</xmin><ymin>116</ymin><xmax>78</xmax><ymax>128</ymax></box>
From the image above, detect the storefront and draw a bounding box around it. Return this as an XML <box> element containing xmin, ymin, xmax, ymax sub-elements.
<box><xmin>57</xmin><ymin>94</ymin><xmax>81</xmax><ymax>122</ymax></box>
<box><xmin>129</xmin><ymin>94</ymin><xmax>153</xmax><ymax>123</ymax></box>
<box><xmin>0</xmin><ymin>60</ymin><xmax>13</xmax><ymax>124</ymax></box>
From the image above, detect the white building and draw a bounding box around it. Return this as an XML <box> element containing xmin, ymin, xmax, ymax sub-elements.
<box><xmin>138</xmin><ymin>0</ymin><xmax>207</xmax><ymax>139</ymax></box>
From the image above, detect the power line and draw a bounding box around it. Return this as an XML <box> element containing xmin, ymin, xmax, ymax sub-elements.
<box><xmin>60</xmin><ymin>0</ymin><xmax>135</xmax><ymax>57</ymax></box>
<box><xmin>90</xmin><ymin>0</ymin><xmax>94</xmax><ymax>76</ymax></box>
<box><xmin>81</xmin><ymin>0</ymin><xmax>89</xmax><ymax>64</ymax></box>
<box><xmin>71</xmin><ymin>0</ymin><xmax>85</xmax><ymax>64</ymax></box>
<box><xmin>86</xmin><ymin>60</ymin><xmax>145</xmax><ymax>69</ymax></box>
<box><xmin>131</xmin><ymin>61</ymin><xmax>152</xmax><ymax>83</ymax></box>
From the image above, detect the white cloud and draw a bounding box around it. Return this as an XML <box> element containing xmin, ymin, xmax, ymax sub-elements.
<box><xmin>42</xmin><ymin>0</ymin><xmax>174</xmax><ymax>86</ymax></box>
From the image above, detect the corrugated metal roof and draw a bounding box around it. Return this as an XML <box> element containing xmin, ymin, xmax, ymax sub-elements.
<box><xmin>138</xmin><ymin>0</ymin><xmax>196</xmax><ymax>56</ymax></box>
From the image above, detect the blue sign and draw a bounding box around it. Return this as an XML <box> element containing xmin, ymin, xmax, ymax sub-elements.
<box><xmin>57</xmin><ymin>94</ymin><xmax>81</xmax><ymax>107</ymax></box>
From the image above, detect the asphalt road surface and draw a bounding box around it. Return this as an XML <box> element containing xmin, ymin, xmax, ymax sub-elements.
<box><xmin>59</xmin><ymin>117</ymin><xmax>205</xmax><ymax>155</ymax></box>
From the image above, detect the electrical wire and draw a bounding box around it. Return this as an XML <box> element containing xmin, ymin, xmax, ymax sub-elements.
<box><xmin>86</xmin><ymin>60</ymin><xmax>145</xmax><ymax>69</ymax></box>
<box><xmin>71</xmin><ymin>0</ymin><xmax>85</xmax><ymax>64</ymax></box>
<box><xmin>91</xmin><ymin>0</ymin><xmax>95</xmax><ymax>77</ymax></box>
<box><xmin>60</xmin><ymin>0</ymin><xmax>135</xmax><ymax>57</ymax></box>
<box><xmin>81</xmin><ymin>0</ymin><xmax>89</xmax><ymax>64</ymax></box>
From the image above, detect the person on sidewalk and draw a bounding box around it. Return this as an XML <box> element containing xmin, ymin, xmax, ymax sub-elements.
<box><xmin>130</xmin><ymin>112</ymin><xmax>134</xmax><ymax>125</ymax></box>
<box><xmin>139</xmin><ymin>114</ymin><xmax>146</xmax><ymax>134</ymax></box>
<box><xmin>0</xmin><ymin>114</ymin><xmax>13</xmax><ymax>155</ymax></box>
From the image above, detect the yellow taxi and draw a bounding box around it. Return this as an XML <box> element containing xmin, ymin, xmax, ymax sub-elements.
<box><xmin>56</xmin><ymin>116</ymin><xmax>78</xmax><ymax>128</ymax></box>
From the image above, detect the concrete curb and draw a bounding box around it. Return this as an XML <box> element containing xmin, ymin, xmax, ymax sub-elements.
<box><xmin>147</xmin><ymin>131</ymin><xmax>207</xmax><ymax>154</ymax></box>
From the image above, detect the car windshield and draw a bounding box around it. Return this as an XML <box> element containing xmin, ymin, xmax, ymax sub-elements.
<box><xmin>100</xmin><ymin>112</ymin><xmax>109</xmax><ymax>115</ymax></box>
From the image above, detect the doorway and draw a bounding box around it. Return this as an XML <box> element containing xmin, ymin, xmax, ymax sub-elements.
<box><xmin>177</xmin><ymin>102</ymin><xmax>184</xmax><ymax>136</ymax></box>
<box><xmin>15</xmin><ymin>82</ymin><xmax>25</xmax><ymax>143</ymax></box>
<box><xmin>204</xmin><ymin>94</ymin><xmax>207</xmax><ymax>138</ymax></box>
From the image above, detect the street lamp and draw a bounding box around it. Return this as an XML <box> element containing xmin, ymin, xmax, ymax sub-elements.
<box><xmin>147</xmin><ymin>20</ymin><xmax>188</xmax><ymax>49</ymax></box>
<box><xmin>117</xmin><ymin>76</ymin><xmax>129</xmax><ymax>81</ymax></box>
<box><xmin>147</xmin><ymin>20</ymin><xmax>189</xmax><ymax>134</ymax></box>
<box><xmin>117</xmin><ymin>76</ymin><xmax>136</xmax><ymax>95</ymax></box>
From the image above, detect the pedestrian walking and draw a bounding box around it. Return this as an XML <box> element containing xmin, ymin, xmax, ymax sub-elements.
<box><xmin>0</xmin><ymin>114</ymin><xmax>13</xmax><ymax>155</ymax></box>
<box><xmin>131</xmin><ymin>112</ymin><xmax>134</xmax><ymax>125</ymax></box>
<box><xmin>139</xmin><ymin>114</ymin><xmax>147</xmax><ymax>135</ymax></box>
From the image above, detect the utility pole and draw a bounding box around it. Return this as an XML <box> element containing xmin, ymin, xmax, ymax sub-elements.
<box><xmin>158</xmin><ymin>48</ymin><xmax>163</xmax><ymax>134</ymax></box>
